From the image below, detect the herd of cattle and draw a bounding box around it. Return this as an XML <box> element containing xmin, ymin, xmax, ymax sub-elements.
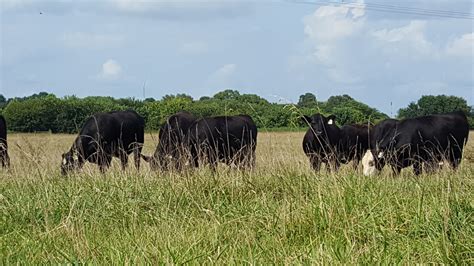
<box><xmin>0</xmin><ymin>110</ymin><xmax>469</xmax><ymax>176</ymax></box>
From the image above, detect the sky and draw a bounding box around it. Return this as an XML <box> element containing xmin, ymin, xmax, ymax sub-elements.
<box><xmin>1</xmin><ymin>0</ymin><xmax>473</xmax><ymax>115</ymax></box>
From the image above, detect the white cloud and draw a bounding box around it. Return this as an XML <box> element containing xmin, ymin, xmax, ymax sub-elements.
<box><xmin>372</xmin><ymin>21</ymin><xmax>433</xmax><ymax>54</ymax></box>
<box><xmin>299</xmin><ymin>1</ymin><xmax>367</xmax><ymax>82</ymax></box>
<box><xmin>99</xmin><ymin>59</ymin><xmax>122</xmax><ymax>80</ymax></box>
<box><xmin>446</xmin><ymin>33</ymin><xmax>474</xmax><ymax>57</ymax></box>
<box><xmin>60</xmin><ymin>32</ymin><xmax>124</xmax><ymax>49</ymax></box>
<box><xmin>303</xmin><ymin>2</ymin><xmax>365</xmax><ymax>43</ymax></box>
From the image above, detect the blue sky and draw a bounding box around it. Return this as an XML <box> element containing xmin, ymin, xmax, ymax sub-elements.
<box><xmin>1</xmin><ymin>0</ymin><xmax>472</xmax><ymax>115</ymax></box>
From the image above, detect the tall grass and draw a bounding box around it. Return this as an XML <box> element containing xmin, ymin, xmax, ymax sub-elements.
<box><xmin>1</xmin><ymin>132</ymin><xmax>473</xmax><ymax>264</ymax></box>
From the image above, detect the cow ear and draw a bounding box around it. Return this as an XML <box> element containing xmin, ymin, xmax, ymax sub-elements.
<box><xmin>301</xmin><ymin>115</ymin><xmax>311</xmax><ymax>124</ymax></box>
<box><xmin>327</xmin><ymin>115</ymin><xmax>336</xmax><ymax>125</ymax></box>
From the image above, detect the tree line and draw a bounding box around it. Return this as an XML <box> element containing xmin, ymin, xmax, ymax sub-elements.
<box><xmin>0</xmin><ymin>90</ymin><xmax>472</xmax><ymax>133</ymax></box>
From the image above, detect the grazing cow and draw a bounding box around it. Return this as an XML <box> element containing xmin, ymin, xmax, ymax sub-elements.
<box><xmin>339</xmin><ymin>123</ymin><xmax>371</xmax><ymax>168</ymax></box>
<box><xmin>61</xmin><ymin>110</ymin><xmax>145</xmax><ymax>174</ymax></box>
<box><xmin>0</xmin><ymin>115</ymin><xmax>10</xmax><ymax>168</ymax></box>
<box><xmin>362</xmin><ymin>111</ymin><xmax>469</xmax><ymax>176</ymax></box>
<box><xmin>302</xmin><ymin>114</ymin><xmax>340</xmax><ymax>171</ymax></box>
<box><xmin>188</xmin><ymin>115</ymin><xmax>257</xmax><ymax>169</ymax></box>
<box><xmin>141</xmin><ymin>111</ymin><xmax>197</xmax><ymax>171</ymax></box>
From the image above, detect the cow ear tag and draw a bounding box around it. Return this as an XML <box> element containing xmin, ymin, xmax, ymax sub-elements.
<box><xmin>327</xmin><ymin>119</ymin><xmax>333</xmax><ymax>125</ymax></box>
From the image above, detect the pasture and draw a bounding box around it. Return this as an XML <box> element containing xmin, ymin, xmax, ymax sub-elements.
<box><xmin>1</xmin><ymin>131</ymin><xmax>473</xmax><ymax>264</ymax></box>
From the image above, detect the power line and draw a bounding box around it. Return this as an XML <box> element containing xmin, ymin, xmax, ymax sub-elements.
<box><xmin>287</xmin><ymin>0</ymin><xmax>474</xmax><ymax>20</ymax></box>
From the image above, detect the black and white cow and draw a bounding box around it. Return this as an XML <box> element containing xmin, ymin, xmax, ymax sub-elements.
<box><xmin>362</xmin><ymin>111</ymin><xmax>469</xmax><ymax>176</ymax></box>
<box><xmin>302</xmin><ymin>113</ymin><xmax>370</xmax><ymax>172</ymax></box>
<box><xmin>61</xmin><ymin>110</ymin><xmax>145</xmax><ymax>174</ymax></box>
<box><xmin>141</xmin><ymin>111</ymin><xmax>197</xmax><ymax>171</ymax></box>
<box><xmin>0</xmin><ymin>115</ymin><xmax>10</xmax><ymax>168</ymax></box>
<box><xmin>187</xmin><ymin>115</ymin><xmax>257</xmax><ymax>169</ymax></box>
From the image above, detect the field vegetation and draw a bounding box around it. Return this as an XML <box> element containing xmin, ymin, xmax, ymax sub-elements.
<box><xmin>1</xmin><ymin>131</ymin><xmax>473</xmax><ymax>263</ymax></box>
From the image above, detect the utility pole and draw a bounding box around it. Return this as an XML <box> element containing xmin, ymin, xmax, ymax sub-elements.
<box><xmin>390</xmin><ymin>101</ymin><xmax>393</xmax><ymax>118</ymax></box>
<box><xmin>142</xmin><ymin>81</ymin><xmax>147</xmax><ymax>99</ymax></box>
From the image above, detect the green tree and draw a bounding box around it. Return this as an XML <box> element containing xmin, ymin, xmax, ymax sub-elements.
<box><xmin>332</xmin><ymin>107</ymin><xmax>365</xmax><ymax>125</ymax></box>
<box><xmin>398</xmin><ymin>95</ymin><xmax>471</xmax><ymax>118</ymax></box>
<box><xmin>162</xmin><ymin>94</ymin><xmax>193</xmax><ymax>102</ymax></box>
<box><xmin>297</xmin><ymin>93</ymin><xmax>318</xmax><ymax>108</ymax></box>
<box><xmin>3</xmin><ymin>95</ymin><xmax>62</xmax><ymax>132</ymax></box>
<box><xmin>213</xmin><ymin>89</ymin><xmax>240</xmax><ymax>100</ymax></box>
<box><xmin>0</xmin><ymin>94</ymin><xmax>6</xmax><ymax>110</ymax></box>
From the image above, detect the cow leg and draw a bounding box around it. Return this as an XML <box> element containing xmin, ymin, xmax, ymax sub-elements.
<box><xmin>391</xmin><ymin>165</ymin><xmax>402</xmax><ymax>176</ymax></box>
<box><xmin>325</xmin><ymin>160</ymin><xmax>339</xmax><ymax>173</ymax></box>
<box><xmin>449</xmin><ymin>149</ymin><xmax>462</xmax><ymax>170</ymax></box>
<box><xmin>413</xmin><ymin>161</ymin><xmax>422</xmax><ymax>176</ymax></box>
<box><xmin>133</xmin><ymin>143</ymin><xmax>141</xmax><ymax>171</ymax></box>
<box><xmin>424</xmin><ymin>160</ymin><xmax>440</xmax><ymax>174</ymax></box>
<box><xmin>99</xmin><ymin>155</ymin><xmax>112</xmax><ymax>173</ymax></box>
<box><xmin>333</xmin><ymin>161</ymin><xmax>340</xmax><ymax>172</ymax></box>
<box><xmin>309</xmin><ymin>154</ymin><xmax>321</xmax><ymax>172</ymax></box>
<box><xmin>0</xmin><ymin>150</ymin><xmax>8</xmax><ymax>168</ymax></box>
<box><xmin>119</xmin><ymin>152</ymin><xmax>128</xmax><ymax>171</ymax></box>
<box><xmin>208</xmin><ymin>153</ymin><xmax>218</xmax><ymax>171</ymax></box>
<box><xmin>352</xmin><ymin>159</ymin><xmax>359</xmax><ymax>170</ymax></box>
<box><xmin>190</xmin><ymin>146</ymin><xmax>199</xmax><ymax>168</ymax></box>
<box><xmin>249</xmin><ymin>151</ymin><xmax>256</xmax><ymax>170</ymax></box>
<box><xmin>0</xmin><ymin>154</ymin><xmax>5</xmax><ymax>168</ymax></box>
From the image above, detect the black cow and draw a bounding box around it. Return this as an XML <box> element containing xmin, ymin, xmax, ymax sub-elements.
<box><xmin>188</xmin><ymin>115</ymin><xmax>257</xmax><ymax>169</ymax></box>
<box><xmin>141</xmin><ymin>111</ymin><xmax>197</xmax><ymax>171</ymax></box>
<box><xmin>302</xmin><ymin>114</ymin><xmax>370</xmax><ymax>172</ymax></box>
<box><xmin>0</xmin><ymin>115</ymin><xmax>10</xmax><ymax>168</ymax></box>
<box><xmin>61</xmin><ymin>110</ymin><xmax>145</xmax><ymax>174</ymax></box>
<box><xmin>302</xmin><ymin>114</ymin><xmax>340</xmax><ymax>171</ymax></box>
<box><xmin>339</xmin><ymin>123</ymin><xmax>371</xmax><ymax>168</ymax></box>
<box><xmin>362</xmin><ymin>111</ymin><xmax>469</xmax><ymax>176</ymax></box>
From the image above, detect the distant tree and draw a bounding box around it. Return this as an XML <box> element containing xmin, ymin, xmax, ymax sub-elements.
<box><xmin>239</xmin><ymin>94</ymin><xmax>269</xmax><ymax>105</ymax></box>
<box><xmin>199</xmin><ymin>96</ymin><xmax>211</xmax><ymax>101</ymax></box>
<box><xmin>332</xmin><ymin>107</ymin><xmax>365</xmax><ymax>125</ymax></box>
<box><xmin>144</xmin><ymin>97</ymin><xmax>155</xmax><ymax>103</ymax></box>
<box><xmin>213</xmin><ymin>89</ymin><xmax>240</xmax><ymax>100</ymax></box>
<box><xmin>297</xmin><ymin>93</ymin><xmax>318</xmax><ymax>108</ymax></box>
<box><xmin>162</xmin><ymin>94</ymin><xmax>193</xmax><ymax>102</ymax></box>
<box><xmin>3</xmin><ymin>95</ymin><xmax>62</xmax><ymax>132</ymax></box>
<box><xmin>0</xmin><ymin>94</ymin><xmax>6</xmax><ymax>109</ymax></box>
<box><xmin>323</xmin><ymin>94</ymin><xmax>387</xmax><ymax>124</ymax></box>
<box><xmin>325</xmin><ymin>94</ymin><xmax>354</xmax><ymax>111</ymax></box>
<box><xmin>398</xmin><ymin>95</ymin><xmax>471</xmax><ymax>118</ymax></box>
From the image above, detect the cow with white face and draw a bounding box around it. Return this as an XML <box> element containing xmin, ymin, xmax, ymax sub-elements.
<box><xmin>362</xmin><ymin>111</ymin><xmax>469</xmax><ymax>176</ymax></box>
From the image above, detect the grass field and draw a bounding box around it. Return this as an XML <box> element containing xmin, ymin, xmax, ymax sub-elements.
<box><xmin>1</xmin><ymin>131</ymin><xmax>473</xmax><ymax>264</ymax></box>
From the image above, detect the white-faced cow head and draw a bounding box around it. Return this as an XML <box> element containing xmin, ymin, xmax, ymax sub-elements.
<box><xmin>302</xmin><ymin>114</ymin><xmax>336</xmax><ymax>136</ymax></box>
<box><xmin>362</xmin><ymin>150</ymin><xmax>379</xmax><ymax>176</ymax></box>
<box><xmin>61</xmin><ymin>150</ymin><xmax>79</xmax><ymax>175</ymax></box>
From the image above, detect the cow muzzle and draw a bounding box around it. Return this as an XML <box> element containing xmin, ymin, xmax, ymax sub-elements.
<box><xmin>362</xmin><ymin>150</ymin><xmax>379</xmax><ymax>176</ymax></box>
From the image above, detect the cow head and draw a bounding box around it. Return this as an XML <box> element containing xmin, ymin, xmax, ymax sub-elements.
<box><xmin>61</xmin><ymin>149</ymin><xmax>79</xmax><ymax>175</ymax></box>
<box><xmin>144</xmin><ymin>120</ymin><xmax>188</xmax><ymax>171</ymax></box>
<box><xmin>302</xmin><ymin>114</ymin><xmax>336</xmax><ymax>136</ymax></box>
<box><xmin>363</xmin><ymin>119</ymin><xmax>399</xmax><ymax>175</ymax></box>
<box><xmin>362</xmin><ymin>150</ymin><xmax>381</xmax><ymax>176</ymax></box>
